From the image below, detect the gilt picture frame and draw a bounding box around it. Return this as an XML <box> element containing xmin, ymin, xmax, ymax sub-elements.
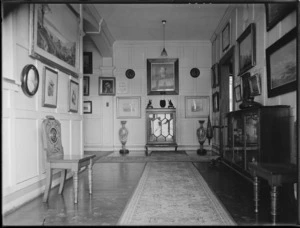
<box><xmin>99</xmin><ymin>77</ymin><xmax>116</xmax><ymax>96</ymax></box>
<box><xmin>185</xmin><ymin>96</ymin><xmax>210</xmax><ymax>118</ymax></box>
<box><xmin>69</xmin><ymin>79</ymin><xmax>79</xmax><ymax>113</ymax></box>
<box><xmin>42</xmin><ymin>66</ymin><xmax>58</xmax><ymax>108</ymax></box>
<box><xmin>237</xmin><ymin>23</ymin><xmax>256</xmax><ymax>76</ymax></box>
<box><xmin>116</xmin><ymin>96</ymin><xmax>141</xmax><ymax>119</ymax></box>
<box><xmin>29</xmin><ymin>4</ymin><xmax>80</xmax><ymax>78</ymax></box>
<box><xmin>83</xmin><ymin>101</ymin><xmax>92</xmax><ymax>114</ymax></box>
<box><xmin>147</xmin><ymin>58</ymin><xmax>179</xmax><ymax>95</ymax></box>
<box><xmin>83</xmin><ymin>76</ymin><xmax>90</xmax><ymax>96</ymax></box>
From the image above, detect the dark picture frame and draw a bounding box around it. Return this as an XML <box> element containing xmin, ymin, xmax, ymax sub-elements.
<box><xmin>237</xmin><ymin>23</ymin><xmax>256</xmax><ymax>76</ymax></box>
<box><xmin>99</xmin><ymin>77</ymin><xmax>116</xmax><ymax>96</ymax></box>
<box><xmin>69</xmin><ymin>79</ymin><xmax>79</xmax><ymax>113</ymax></box>
<box><xmin>42</xmin><ymin>66</ymin><xmax>58</xmax><ymax>108</ymax></box>
<box><xmin>83</xmin><ymin>52</ymin><xmax>93</xmax><ymax>74</ymax></box>
<box><xmin>83</xmin><ymin>101</ymin><xmax>92</xmax><ymax>114</ymax></box>
<box><xmin>241</xmin><ymin>72</ymin><xmax>251</xmax><ymax>100</ymax></box>
<box><xmin>234</xmin><ymin>85</ymin><xmax>242</xmax><ymax>102</ymax></box>
<box><xmin>212</xmin><ymin>92</ymin><xmax>219</xmax><ymax>112</ymax></box>
<box><xmin>222</xmin><ymin>22</ymin><xmax>230</xmax><ymax>52</ymax></box>
<box><xmin>211</xmin><ymin>63</ymin><xmax>219</xmax><ymax>88</ymax></box>
<box><xmin>147</xmin><ymin>58</ymin><xmax>179</xmax><ymax>95</ymax></box>
<box><xmin>83</xmin><ymin>76</ymin><xmax>90</xmax><ymax>96</ymax></box>
<box><xmin>21</xmin><ymin>64</ymin><xmax>39</xmax><ymax>97</ymax></box>
<box><xmin>249</xmin><ymin>73</ymin><xmax>261</xmax><ymax>97</ymax></box>
<box><xmin>266</xmin><ymin>28</ymin><xmax>297</xmax><ymax>98</ymax></box>
<box><xmin>265</xmin><ymin>3</ymin><xmax>296</xmax><ymax>31</ymax></box>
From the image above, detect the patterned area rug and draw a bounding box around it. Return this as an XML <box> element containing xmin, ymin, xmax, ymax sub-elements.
<box><xmin>118</xmin><ymin>162</ymin><xmax>236</xmax><ymax>225</ymax></box>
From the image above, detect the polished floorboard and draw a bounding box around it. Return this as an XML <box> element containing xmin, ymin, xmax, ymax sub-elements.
<box><xmin>3</xmin><ymin>152</ymin><xmax>298</xmax><ymax>226</ymax></box>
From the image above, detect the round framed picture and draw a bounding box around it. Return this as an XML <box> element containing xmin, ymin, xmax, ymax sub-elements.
<box><xmin>21</xmin><ymin>64</ymin><xmax>39</xmax><ymax>97</ymax></box>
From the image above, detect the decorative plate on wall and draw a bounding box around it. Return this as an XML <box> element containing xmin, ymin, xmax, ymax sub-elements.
<box><xmin>21</xmin><ymin>64</ymin><xmax>39</xmax><ymax>97</ymax></box>
<box><xmin>190</xmin><ymin>68</ymin><xmax>200</xmax><ymax>78</ymax></box>
<box><xmin>125</xmin><ymin>69</ymin><xmax>135</xmax><ymax>79</ymax></box>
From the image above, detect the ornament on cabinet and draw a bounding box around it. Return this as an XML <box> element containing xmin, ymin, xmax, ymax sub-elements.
<box><xmin>168</xmin><ymin>100</ymin><xmax>175</xmax><ymax>108</ymax></box>
<box><xmin>146</xmin><ymin>100</ymin><xmax>153</xmax><ymax>109</ymax></box>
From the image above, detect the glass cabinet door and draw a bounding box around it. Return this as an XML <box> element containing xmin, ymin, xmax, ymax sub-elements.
<box><xmin>148</xmin><ymin>113</ymin><xmax>175</xmax><ymax>143</ymax></box>
<box><xmin>245</xmin><ymin>113</ymin><xmax>258</xmax><ymax>145</ymax></box>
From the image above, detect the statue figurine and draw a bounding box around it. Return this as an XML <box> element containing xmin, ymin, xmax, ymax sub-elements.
<box><xmin>146</xmin><ymin>100</ymin><xmax>153</xmax><ymax>109</ymax></box>
<box><xmin>168</xmin><ymin>100</ymin><xmax>174</xmax><ymax>108</ymax></box>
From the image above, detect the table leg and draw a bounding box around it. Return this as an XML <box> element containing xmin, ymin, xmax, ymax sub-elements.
<box><xmin>88</xmin><ymin>160</ymin><xmax>93</xmax><ymax>195</ymax></box>
<box><xmin>58</xmin><ymin>169</ymin><xmax>66</xmax><ymax>194</ymax></box>
<box><xmin>145</xmin><ymin>146</ymin><xmax>148</xmax><ymax>156</ymax></box>
<box><xmin>253</xmin><ymin>176</ymin><xmax>259</xmax><ymax>213</ymax></box>
<box><xmin>270</xmin><ymin>186</ymin><xmax>278</xmax><ymax>225</ymax></box>
<box><xmin>73</xmin><ymin>171</ymin><xmax>78</xmax><ymax>204</ymax></box>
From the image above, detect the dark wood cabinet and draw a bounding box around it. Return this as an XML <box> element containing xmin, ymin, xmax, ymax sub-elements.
<box><xmin>145</xmin><ymin>108</ymin><xmax>177</xmax><ymax>156</ymax></box>
<box><xmin>224</xmin><ymin>106</ymin><xmax>291</xmax><ymax>177</ymax></box>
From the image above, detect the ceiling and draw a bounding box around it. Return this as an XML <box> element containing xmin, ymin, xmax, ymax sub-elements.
<box><xmin>93</xmin><ymin>4</ymin><xmax>229</xmax><ymax>41</ymax></box>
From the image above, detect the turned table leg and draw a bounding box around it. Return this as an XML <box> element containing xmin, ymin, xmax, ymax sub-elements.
<box><xmin>73</xmin><ymin>171</ymin><xmax>78</xmax><ymax>204</ymax></box>
<box><xmin>88</xmin><ymin>159</ymin><xmax>93</xmax><ymax>195</ymax></box>
<box><xmin>253</xmin><ymin>176</ymin><xmax>259</xmax><ymax>213</ymax></box>
<box><xmin>270</xmin><ymin>186</ymin><xmax>279</xmax><ymax>225</ymax></box>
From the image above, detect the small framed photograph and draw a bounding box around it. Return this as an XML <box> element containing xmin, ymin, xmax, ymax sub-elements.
<box><xmin>83</xmin><ymin>76</ymin><xmax>90</xmax><ymax>96</ymax></box>
<box><xmin>83</xmin><ymin>52</ymin><xmax>93</xmax><ymax>74</ymax></box>
<box><xmin>99</xmin><ymin>77</ymin><xmax>116</xmax><ymax>96</ymax></box>
<box><xmin>265</xmin><ymin>3</ymin><xmax>296</xmax><ymax>31</ymax></box>
<box><xmin>83</xmin><ymin>101</ymin><xmax>92</xmax><ymax>114</ymax></box>
<box><xmin>249</xmin><ymin>74</ymin><xmax>261</xmax><ymax>96</ymax></box>
<box><xmin>237</xmin><ymin>23</ymin><xmax>256</xmax><ymax>75</ymax></box>
<box><xmin>234</xmin><ymin>85</ymin><xmax>242</xmax><ymax>102</ymax></box>
<box><xmin>185</xmin><ymin>96</ymin><xmax>210</xmax><ymax>118</ymax></box>
<box><xmin>69</xmin><ymin>79</ymin><xmax>79</xmax><ymax>113</ymax></box>
<box><xmin>212</xmin><ymin>92</ymin><xmax>219</xmax><ymax>112</ymax></box>
<box><xmin>116</xmin><ymin>96</ymin><xmax>141</xmax><ymax>119</ymax></box>
<box><xmin>222</xmin><ymin>22</ymin><xmax>230</xmax><ymax>52</ymax></box>
<box><xmin>147</xmin><ymin>58</ymin><xmax>179</xmax><ymax>95</ymax></box>
<box><xmin>266</xmin><ymin>28</ymin><xmax>296</xmax><ymax>98</ymax></box>
<box><xmin>42</xmin><ymin>66</ymin><xmax>58</xmax><ymax>108</ymax></box>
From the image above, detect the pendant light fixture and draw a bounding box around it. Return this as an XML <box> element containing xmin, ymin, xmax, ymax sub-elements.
<box><xmin>161</xmin><ymin>20</ymin><xmax>168</xmax><ymax>57</ymax></box>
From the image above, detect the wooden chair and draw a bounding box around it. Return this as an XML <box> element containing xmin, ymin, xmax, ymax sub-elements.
<box><xmin>41</xmin><ymin>115</ymin><xmax>96</xmax><ymax>204</ymax></box>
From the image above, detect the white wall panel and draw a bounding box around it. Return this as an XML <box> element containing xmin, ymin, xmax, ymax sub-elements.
<box><xmin>132</xmin><ymin>46</ymin><xmax>146</xmax><ymax>69</ymax></box>
<box><xmin>3</xmin><ymin>118</ymin><xmax>11</xmax><ymax>188</ymax></box>
<box><xmin>71</xmin><ymin>120</ymin><xmax>81</xmax><ymax>155</ymax></box>
<box><xmin>15</xmin><ymin>119</ymin><xmax>39</xmax><ymax>183</ymax></box>
<box><xmin>16</xmin><ymin>4</ymin><xmax>29</xmax><ymax>49</ymax></box>
<box><xmin>84</xmin><ymin>118</ymin><xmax>102</xmax><ymax>144</ymax></box>
<box><xmin>57</xmin><ymin>73</ymin><xmax>70</xmax><ymax>113</ymax></box>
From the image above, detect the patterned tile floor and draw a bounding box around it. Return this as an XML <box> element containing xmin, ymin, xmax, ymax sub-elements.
<box><xmin>3</xmin><ymin>151</ymin><xmax>298</xmax><ymax>226</ymax></box>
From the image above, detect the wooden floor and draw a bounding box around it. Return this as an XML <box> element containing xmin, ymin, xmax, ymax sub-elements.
<box><xmin>3</xmin><ymin>151</ymin><xmax>298</xmax><ymax>226</ymax></box>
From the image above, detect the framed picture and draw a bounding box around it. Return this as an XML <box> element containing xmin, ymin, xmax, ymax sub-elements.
<box><xmin>29</xmin><ymin>4</ymin><xmax>80</xmax><ymax>78</ymax></box>
<box><xmin>265</xmin><ymin>3</ymin><xmax>296</xmax><ymax>31</ymax></box>
<box><xmin>237</xmin><ymin>23</ymin><xmax>256</xmax><ymax>75</ymax></box>
<box><xmin>249</xmin><ymin>74</ymin><xmax>261</xmax><ymax>96</ymax></box>
<box><xmin>83</xmin><ymin>76</ymin><xmax>90</xmax><ymax>96</ymax></box>
<box><xmin>69</xmin><ymin>79</ymin><xmax>79</xmax><ymax>112</ymax></box>
<box><xmin>42</xmin><ymin>66</ymin><xmax>58</xmax><ymax>108</ymax></box>
<box><xmin>222</xmin><ymin>22</ymin><xmax>230</xmax><ymax>52</ymax></box>
<box><xmin>83</xmin><ymin>101</ymin><xmax>92</xmax><ymax>114</ymax></box>
<box><xmin>147</xmin><ymin>58</ymin><xmax>179</xmax><ymax>95</ymax></box>
<box><xmin>234</xmin><ymin>85</ymin><xmax>242</xmax><ymax>102</ymax></box>
<box><xmin>116</xmin><ymin>96</ymin><xmax>141</xmax><ymax>119</ymax></box>
<box><xmin>185</xmin><ymin>96</ymin><xmax>210</xmax><ymax>118</ymax></box>
<box><xmin>212</xmin><ymin>92</ymin><xmax>219</xmax><ymax>112</ymax></box>
<box><xmin>99</xmin><ymin>77</ymin><xmax>116</xmax><ymax>96</ymax></box>
<box><xmin>83</xmin><ymin>52</ymin><xmax>93</xmax><ymax>74</ymax></box>
<box><xmin>212</xmin><ymin>63</ymin><xmax>219</xmax><ymax>88</ymax></box>
<box><xmin>266</xmin><ymin>28</ymin><xmax>297</xmax><ymax>98</ymax></box>
<box><xmin>241</xmin><ymin>72</ymin><xmax>251</xmax><ymax>100</ymax></box>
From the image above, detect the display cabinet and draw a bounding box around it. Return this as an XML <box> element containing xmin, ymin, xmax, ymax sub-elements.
<box><xmin>224</xmin><ymin>106</ymin><xmax>291</xmax><ymax>178</ymax></box>
<box><xmin>145</xmin><ymin>108</ymin><xmax>177</xmax><ymax>156</ymax></box>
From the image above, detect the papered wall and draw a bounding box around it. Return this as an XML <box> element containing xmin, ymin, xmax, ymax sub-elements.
<box><xmin>211</xmin><ymin>4</ymin><xmax>297</xmax><ymax>163</ymax></box>
<box><xmin>2</xmin><ymin>4</ymin><xmax>83</xmax><ymax>214</ymax></box>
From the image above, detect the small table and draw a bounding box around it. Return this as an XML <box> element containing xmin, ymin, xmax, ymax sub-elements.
<box><xmin>248</xmin><ymin>162</ymin><xmax>297</xmax><ymax>224</ymax></box>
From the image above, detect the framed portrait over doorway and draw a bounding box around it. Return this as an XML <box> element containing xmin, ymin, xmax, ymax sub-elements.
<box><xmin>99</xmin><ymin>77</ymin><xmax>116</xmax><ymax>96</ymax></box>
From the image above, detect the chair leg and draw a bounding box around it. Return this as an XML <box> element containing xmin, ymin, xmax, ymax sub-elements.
<box><xmin>88</xmin><ymin>159</ymin><xmax>93</xmax><ymax>195</ymax></box>
<box><xmin>43</xmin><ymin>165</ymin><xmax>52</xmax><ymax>203</ymax></box>
<box><xmin>58</xmin><ymin>169</ymin><xmax>67</xmax><ymax>194</ymax></box>
<box><xmin>73</xmin><ymin>171</ymin><xmax>78</xmax><ymax>204</ymax></box>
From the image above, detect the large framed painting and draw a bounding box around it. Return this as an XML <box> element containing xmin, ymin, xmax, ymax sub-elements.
<box><xmin>29</xmin><ymin>4</ymin><xmax>80</xmax><ymax>78</ymax></box>
<box><xmin>69</xmin><ymin>79</ymin><xmax>79</xmax><ymax>113</ymax></box>
<box><xmin>42</xmin><ymin>66</ymin><xmax>58</xmax><ymax>108</ymax></box>
<box><xmin>147</xmin><ymin>58</ymin><xmax>179</xmax><ymax>95</ymax></box>
<box><xmin>265</xmin><ymin>3</ymin><xmax>296</xmax><ymax>31</ymax></box>
<box><xmin>266</xmin><ymin>28</ymin><xmax>297</xmax><ymax>98</ymax></box>
<box><xmin>237</xmin><ymin>23</ymin><xmax>256</xmax><ymax>76</ymax></box>
<box><xmin>116</xmin><ymin>96</ymin><xmax>141</xmax><ymax>119</ymax></box>
<box><xmin>185</xmin><ymin>96</ymin><xmax>210</xmax><ymax>118</ymax></box>
<box><xmin>99</xmin><ymin>77</ymin><xmax>116</xmax><ymax>96</ymax></box>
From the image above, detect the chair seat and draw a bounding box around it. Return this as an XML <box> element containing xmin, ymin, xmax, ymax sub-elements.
<box><xmin>48</xmin><ymin>154</ymin><xmax>96</xmax><ymax>163</ymax></box>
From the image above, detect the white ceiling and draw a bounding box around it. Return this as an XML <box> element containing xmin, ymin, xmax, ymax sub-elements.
<box><xmin>94</xmin><ymin>4</ymin><xmax>229</xmax><ymax>41</ymax></box>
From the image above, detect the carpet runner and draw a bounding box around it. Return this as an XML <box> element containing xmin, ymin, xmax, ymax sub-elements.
<box><xmin>118</xmin><ymin>162</ymin><xmax>236</xmax><ymax>225</ymax></box>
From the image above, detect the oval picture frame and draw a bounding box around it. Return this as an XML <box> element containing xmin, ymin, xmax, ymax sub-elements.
<box><xmin>21</xmin><ymin>64</ymin><xmax>39</xmax><ymax>97</ymax></box>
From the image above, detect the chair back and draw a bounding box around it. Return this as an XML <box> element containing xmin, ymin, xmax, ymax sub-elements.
<box><xmin>42</xmin><ymin>115</ymin><xmax>64</xmax><ymax>159</ymax></box>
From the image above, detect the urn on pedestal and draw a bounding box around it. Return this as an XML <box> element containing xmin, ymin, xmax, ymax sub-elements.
<box><xmin>197</xmin><ymin>120</ymin><xmax>207</xmax><ymax>155</ymax></box>
<box><xmin>119</xmin><ymin>121</ymin><xmax>129</xmax><ymax>154</ymax></box>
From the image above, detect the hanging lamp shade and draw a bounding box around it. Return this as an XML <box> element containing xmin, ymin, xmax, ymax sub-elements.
<box><xmin>161</xmin><ymin>20</ymin><xmax>168</xmax><ymax>57</ymax></box>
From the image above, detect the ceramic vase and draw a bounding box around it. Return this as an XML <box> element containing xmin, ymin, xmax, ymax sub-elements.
<box><xmin>160</xmin><ymin>99</ymin><xmax>166</xmax><ymax>108</ymax></box>
<box><xmin>206</xmin><ymin>115</ymin><xmax>213</xmax><ymax>145</ymax></box>
<box><xmin>119</xmin><ymin>121</ymin><xmax>129</xmax><ymax>154</ymax></box>
<box><xmin>196</xmin><ymin>120</ymin><xmax>207</xmax><ymax>155</ymax></box>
